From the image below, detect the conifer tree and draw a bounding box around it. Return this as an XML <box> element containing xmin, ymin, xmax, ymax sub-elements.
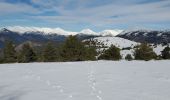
<box><xmin>85</xmin><ymin>47</ymin><xmax>97</xmax><ymax>60</ymax></box>
<box><xmin>3</xmin><ymin>41</ymin><xmax>17</xmax><ymax>63</ymax></box>
<box><xmin>125</xmin><ymin>54</ymin><xmax>133</xmax><ymax>61</ymax></box>
<box><xmin>134</xmin><ymin>43</ymin><xmax>157</xmax><ymax>61</ymax></box>
<box><xmin>98</xmin><ymin>45</ymin><xmax>121</xmax><ymax>60</ymax></box>
<box><xmin>60</xmin><ymin>36</ymin><xmax>87</xmax><ymax>61</ymax></box>
<box><xmin>42</xmin><ymin>42</ymin><xmax>57</xmax><ymax>62</ymax></box>
<box><xmin>18</xmin><ymin>43</ymin><xmax>37</xmax><ymax>63</ymax></box>
<box><xmin>161</xmin><ymin>46</ymin><xmax>170</xmax><ymax>59</ymax></box>
<box><xmin>60</xmin><ymin>35</ymin><xmax>85</xmax><ymax>61</ymax></box>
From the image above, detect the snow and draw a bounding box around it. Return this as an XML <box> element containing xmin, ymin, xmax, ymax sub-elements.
<box><xmin>80</xmin><ymin>29</ymin><xmax>98</xmax><ymax>36</ymax></box>
<box><xmin>3</xmin><ymin>26</ymin><xmax>123</xmax><ymax>36</ymax></box>
<box><xmin>90</xmin><ymin>37</ymin><xmax>169</xmax><ymax>58</ymax></box>
<box><xmin>6</xmin><ymin>26</ymin><xmax>78</xmax><ymax>35</ymax></box>
<box><xmin>93</xmin><ymin>37</ymin><xmax>138</xmax><ymax>49</ymax></box>
<box><xmin>152</xmin><ymin>44</ymin><xmax>169</xmax><ymax>55</ymax></box>
<box><xmin>119</xmin><ymin>29</ymin><xmax>152</xmax><ymax>35</ymax></box>
<box><xmin>0</xmin><ymin>61</ymin><xmax>170</xmax><ymax>100</ymax></box>
<box><xmin>157</xmin><ymin>33</ymin><xmax>163</xmax><ymax>37</ymax></box>
<box><xmin>91</xmin><ymin>37</ymin><xmax>139</xmax><ymax>58</ymax></box>
<box><xmin>99</xmin><ymin>30</ymin><xmax>123</xmax><ymax>36</ymax></box>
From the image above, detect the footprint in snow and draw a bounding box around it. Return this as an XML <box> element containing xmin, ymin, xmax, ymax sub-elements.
<box><xmin>91</xmin><ymin>86</ymin><xmax>96</xmax><ymax>91</ymax></box>
<box><xmin>46</xmin><ymin>80</ymin><xmax>51</xmax><ymax>86</ymax></box>
<box><xmin>98</xmin><ymin>90</ymin><xmax>102</xmax><ymax>94</ymax></box>
<box><xmin>96</xmin><ymin>95</ymin><xmax>102</xmax><ymax>100</ymax></box>
<box><xmin>52</xmin><ymin>84</ymin><xmax>61</xmax><ymax>89</ymax></box>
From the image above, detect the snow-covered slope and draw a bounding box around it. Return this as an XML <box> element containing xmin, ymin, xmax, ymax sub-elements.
<box><xmin>79</xmin><ymin>29</ymin><xmax>98</xmax><ymax>36</ymax></box>
<box><xmin>6</xmin><ymin>26</ymin><xmax>78</xmax><ymax>35</ymax></box>
<box><xmin>118</xmin><ymin>29</ymin><xmax>170</xmax><ymax>43</ymax></box>
<box><xmin>100</xmin><ymin>30</ymin><xmax>123</xmax><ymax>36</ymax></box>
<box><xmin>93</xmin><ymin>36</ymin><xmax>138</xmax><ymax>49</ymax></box>
<box><xmin>91</xmin><ymin>36</ymin><xmax>169</xmax><ymax>58</ymax></box>
<box><xmin>4</xmin><ymin>26</ymin><xmax>123</xmax><ymax>36</ymax></box>
<box><xmin>0</xmin><ymin>61</ymin><xmax>170</xmax><ymax>100</ymax></box>
<box><xmin>91</xmin><ymin>37</ymin><xmax>139</xmax><ymax>58</ymax></box>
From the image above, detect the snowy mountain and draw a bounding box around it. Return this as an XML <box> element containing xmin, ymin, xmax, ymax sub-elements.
<box><xmin>79</xmin><ymin>29</ymin><xmax>98</xmax><ymax>36</ymax></box>
<box><xmin>7</xmin><ymin>26</ymin><xmax>78</xmax><ymax>35</ymax></box>
<box><xmin>5</xmin><ymin>26</ymin><xmax>123</xmax><ymax>36</ymax></box>
<box><xmin>117</xmin><ymin>29</ymin><xmax>170</xmax><ymax>43</ymax></box>
<box><xmin>100</xmin><ymin>30</ymin><xmax>123</xmax><ymax>36</ymax></box>
<box><xmin>0</xmin><ymin>28</ymin><xmax>67</xmax><ymax>48</ymax></box>
<box><xmin>0</xmin><ymin>26</ymin><xmax>123</xmax><ymax>48</ymax></box>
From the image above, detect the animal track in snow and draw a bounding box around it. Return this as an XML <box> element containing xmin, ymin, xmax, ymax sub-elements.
<box><xmin>88</xmin><ymin>66</ymin><xmax>103</xmax><ymax>100</ymax></box>
<box><xmin>25</xmin><ymin>69</ymin><xmax>74</xmax><ymax>99</ymax></box>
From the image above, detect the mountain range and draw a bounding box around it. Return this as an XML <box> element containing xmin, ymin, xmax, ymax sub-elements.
<box><xmin>117</xmin><ymin>29</ymin><xmax>170</xmax><ymax>44</ymax></box>
<box><xmin>0</xmin><ymin>26</ymin><xmax>170</xmax><ymax>48</ymax></box>
<box><xmin>5</xmin><ymin>26</ymin><xmax>122</xmax><ymax>36</ymax></box>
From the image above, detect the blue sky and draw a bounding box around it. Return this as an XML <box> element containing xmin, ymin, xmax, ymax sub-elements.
<box><xmin>0</xmin><ymin>0</ymin><xmax>170</xmax><ymax>31</ymax></box>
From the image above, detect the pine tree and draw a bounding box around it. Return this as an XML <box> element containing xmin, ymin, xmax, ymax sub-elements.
<box><xmin>18</xmin><ymin>43</ymin><xmax>37</xmax><ymax>63</ymax></box>
<box><xmin>3</xmin><ymin>41</ymin><xmax>17</xmax><ymax>63</ymax></box>
<box><xmin>125</xmin><ymin>54</ymin><xmax>133</xmax><ymax>61</ymax></box>
<box><xmin>60</xmin><ymin>36</ymin><xmax>87</xmax><ymax>61</ymax></box>
<box><xmin>161</xmin><ymin>46</ymin><xmax>170</xmax><ymax>59</ymax></box>
<box><xmin>98</xmin><ymin>45</ymin><xmax>121</xmax><ymax>60</ymax></box>
<box><xmin>85</xmin><ymin>47</ymin><xmax>97</xmax><ymax>60</ymax></box>
<box><xmin>42</xmin><ymin>42</ymin><xmax>57</xmax><ymax>62</ymax></box>
<box><xmin>134</xmin><ymin>43</ymin><xmax>157</xmax><ymax>61</ymax></box>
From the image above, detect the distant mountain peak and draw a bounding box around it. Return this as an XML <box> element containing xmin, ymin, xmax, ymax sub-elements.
<box><xmin>80</xmin><ymin>29</ymin><xmax>98</xmax><ymax>35</ymax></box>
<box><xmin>0</xmin><ymin>28</ymin><xmax>10</xmax><ymax>32</ymax></box>
<box><xmin>100</xmin><ymin>30</ymin><xmax>123</xmax><ymax>36</ymax></box>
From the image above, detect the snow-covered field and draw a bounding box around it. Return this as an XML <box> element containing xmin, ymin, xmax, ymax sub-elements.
<box><xmin>0</xmin><ymin>61</ymin><xmax>170</xmax><ymax>100</ymax></box>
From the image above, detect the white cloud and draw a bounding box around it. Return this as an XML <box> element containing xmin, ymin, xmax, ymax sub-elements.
<box><xmin>0</xmin><ymin>2</ymin><xmax>39</xmax><ymax>15</ymax></box>
<box><xmin>1</xmin><ymin>0</ymin><xmax>170</xmax><ymax>29</ymax></box>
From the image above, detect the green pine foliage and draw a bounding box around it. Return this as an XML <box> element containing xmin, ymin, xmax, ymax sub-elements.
<box><xmin>3</xmin><ymin>41</ymin><xmax>17</xmax><ymax>63</ymax></box>
<box><xmin>161</xmin><ymin>46</ymin><xmax>170</xmax><ymax>59</ymax></box>
<box><xmin>60</xmin><ymin>35</ymin><xmax>96</xmax><ymax>61</ymax></box>
<box><xmin>42</xmin><ymin>42</ymin><xmax>58</xmax><ymax>62</ymax></box>
<box><xmin>98</xmin><ymin>45</ymin><xmax>121</xmax><ymax>60</ymax></box>
<box><xmin>85</xmin><ymin>47</ymin><xmax>97</xmax><ymax>60</ymax></box>
<box><xmin>125</xmin><ymin>54</ymin><xmax>133</xmax><ymax>61</ymax></box>
<box><xmin>134</xmin><ymin>43</ymin><xmax>157</xmax><ymax>61</ymax></box>
<box><xmin>18</xmin><ymin>43</ymin><xmax>37</xmax><ymax>63</ymax></box>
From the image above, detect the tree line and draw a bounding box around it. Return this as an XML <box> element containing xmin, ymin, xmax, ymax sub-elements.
<box><xmin>0</xmin><ymin>36</ymin><xmax>97</xmax><ymax>63</ymax></box>
<box><xmin>0</xmin><ymin>36</ymin><xmax>170</xmax><ymax>63</ymax></box>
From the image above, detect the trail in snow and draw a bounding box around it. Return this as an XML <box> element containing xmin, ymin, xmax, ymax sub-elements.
<box><xmin>88</xmin><ymin>65</ymin><xmax>103</xmax><ymax>100</ymax></box>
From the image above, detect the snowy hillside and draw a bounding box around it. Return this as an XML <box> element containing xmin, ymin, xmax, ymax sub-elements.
<box><xmin>0</xmin><ymin>61</ymin><xmax>170</xmax><ymax>100</ymax></box>
<box><xmin>91</xmin><ymin>37</ymin><xmax>169</xmax><ymax>58</ymax></box>
<box><xmin>91</xmin><ymin>37</ymin><xmax>139</xmax><ymax>58</ymax></box>
<box><xmin>93</xmin><ymin>37</ymin><xmax>138</xmax><ymax>49</ymax></box>
<box><xmin>117</xmin><ymin>29</ymin><xmax>170</xmax><ymax>43</ymax></box>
